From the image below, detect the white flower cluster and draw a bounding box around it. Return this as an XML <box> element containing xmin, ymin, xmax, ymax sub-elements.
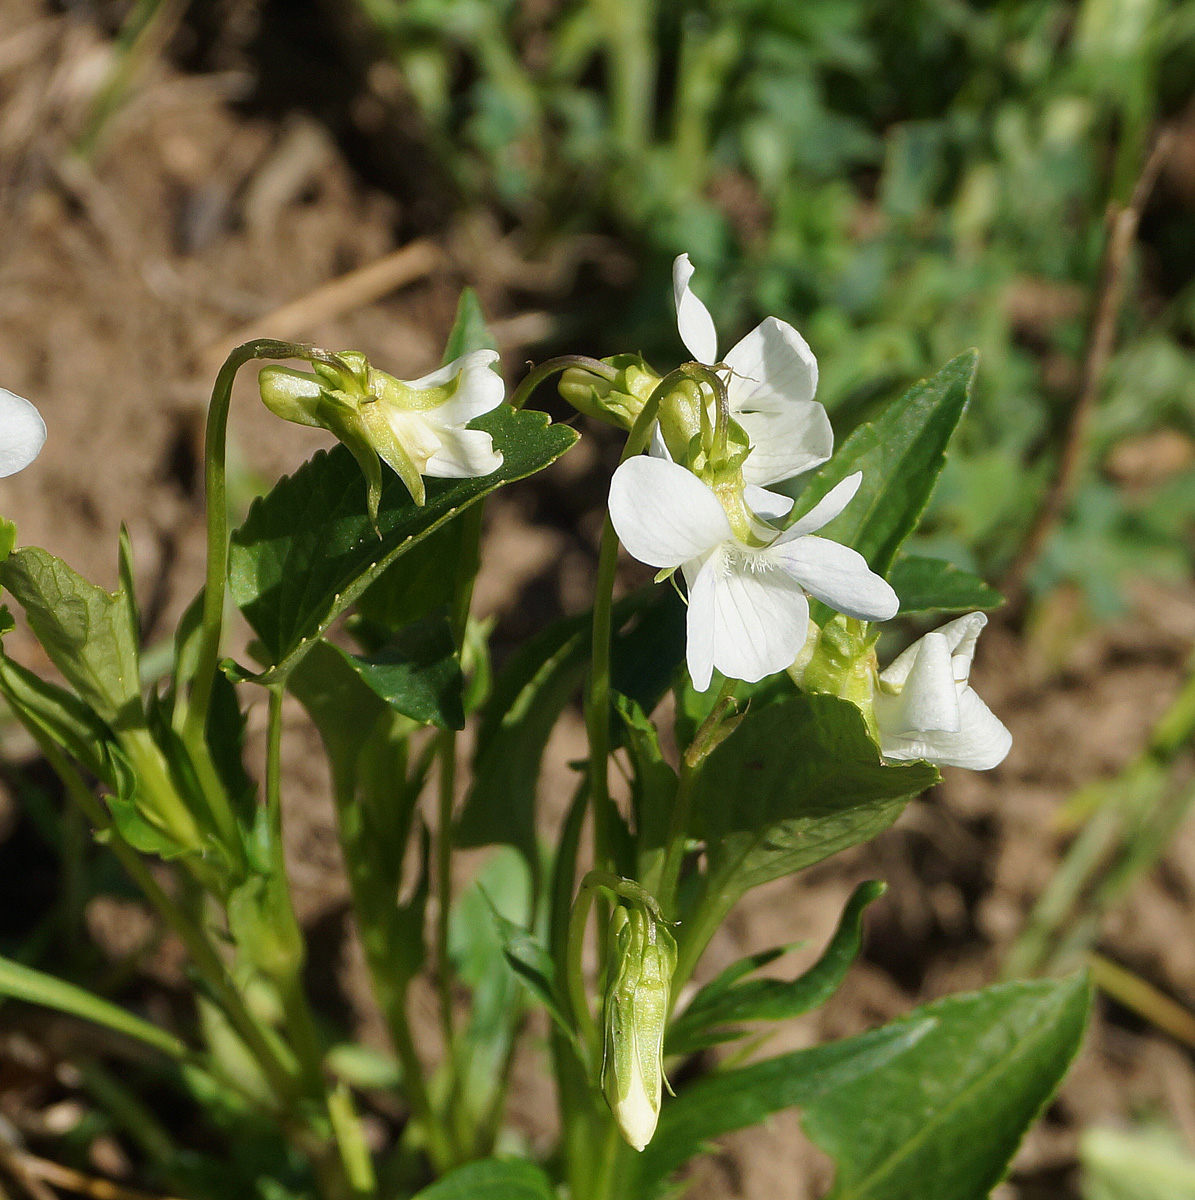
<box><xmin>607</xmin><ymin>256</ymin><xmax>1010</xmax><ymax>770</ymax></box>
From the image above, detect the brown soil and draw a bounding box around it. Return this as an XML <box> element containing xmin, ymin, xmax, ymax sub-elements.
<box><xmin>1</xmin><ymin>4</ymin><xmax>1193</xmax><ymax>1198</ymax></box>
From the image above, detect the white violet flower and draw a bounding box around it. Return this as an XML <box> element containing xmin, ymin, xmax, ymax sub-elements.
<box><xmin>874</xmin><ymin>612</ymin><xmax>1011</xmax><ymax>770</ymax></box>
<box><xmin>0</xmin><ymin>388</ymin><xmax>46</xmax><ymax>477</ymax></box>
<box><xmin>608</xmin><ymin>457</ymin><xmax>899</xmax><ymax>691</ymax></box>
<box><xmin>670</xmin><ymin>253</ymin><xmax>833</xmax><ymax>487</ymax></box>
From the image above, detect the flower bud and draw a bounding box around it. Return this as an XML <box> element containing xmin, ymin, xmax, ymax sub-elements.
<box><xmin>558</xmin><ymin>355</ymin><xmax>661</xmax><ymax>430</ymax></box>
<box><xmin>601</xmin><ymin>904</ymin><xmax>676</xmax><ymax>1152</ymax></box>
<box><xmin>790</xmin><ymin>614</ymin><xmax>880</xmax><ymax>735</ymax></box>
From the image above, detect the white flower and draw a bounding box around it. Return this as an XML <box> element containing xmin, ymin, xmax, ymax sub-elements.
<box><xmin>874</xmin><ymin>613</ymin><xmax>1011</xmax><ymax>769</ymax></box>
<box><xmin>0</xmin><ymin>388</ymin><xmax>46</xmax><ymax>477</ymax></box>
<box><xmin>671</xmin><ymin>254</ymin><xmax>832</xmax><ymax>487</ymax></box>
<box><xmin>608</xmin><ymin>457</ymin><xmax>899</xmax><ymax>691</ymax></box>
<box><xmin>371</xmin><ymin>349</ymin><xmax>505</xmax><ymax>481</ymax></box>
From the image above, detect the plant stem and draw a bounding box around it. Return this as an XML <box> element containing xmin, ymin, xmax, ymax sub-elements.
<box><xmin>435</xmin><ymin>728</ymin><xmax>457</xmax><ymax>1052</ymax></box>
<box><xmin>656</xmin><ymin>677</ymin><xmax>736</xmax><ymax>919</ymax></box>
<box><xmin>508</xmin><ymin>355</ymin><xmax>618</xmax><ymax>412</ymax></box>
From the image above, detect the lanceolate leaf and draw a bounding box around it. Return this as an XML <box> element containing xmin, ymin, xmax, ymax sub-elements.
<box><xmin>666</xmin><ymin>880</ymin><xmax>885</xmax><ymax>1055</ymax></box>
<box><xmin>789</xmin><ymin>352</ymin><xmax>977</xmax><ymax>577</ymax></box>
<box><xmin>808</xmin><ymin>973</ymin><xmax>1091</xmax><ymax>1200</ymax></box>
<box><xmin>442</xmin><ymin>287</ymin><xmax>499</xmax><ymax>362</ymax></box>
<box><xmin>0</xmin><ymin>547</ymin><xmax>142</xmax><ymax>730</ymax></box>
<box><xmin>0</xmin><ymin>955</ymin><xmax>189</xmax><ymax>1061</ymax></box>
<box><xmin>229</xmin><ymin>406</ymin><xmax>577</xmax><ymax>681</ymax></box>
<box><xmin>625</xmin><ymin>1020</ymin><xmax>932</xmax><ymax>1199</ymax></box>
<box><xmin>411</xmin><ymin>1159</ymin><xmax>555</xmax><ymax>1200</ymax></box>
<box><xmin>693</xmin><ymin>694</ymin><xmax>938</xmax><ymax>896</ymax></box>
<box><xmin>889</xmin><ymin>554</ymin><xmax>1004</xmax><ymax>616</ymax></box>
<box><xmin>628</xmin><ymin>974</ymin><xmax>1088</xmax><ymax>1200</ymax></box>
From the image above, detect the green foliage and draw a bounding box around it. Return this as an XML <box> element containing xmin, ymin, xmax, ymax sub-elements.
<box><xmin>693</xmin><ymin>694</ymin><xmax>939</xmax><ymax>896</ymax></box>
<box><xmin>0</xmin><ymin>546</ymin><xmax>141</xmax><ymax>728</ymax></box>
<box><xmin>889</xmin><ymin>554</ymin><xmax>1004</xmax><ymax>617</ymax></box>
<box><xmin>0</xmin><ymin>954</ymin><xmax>190</xmax><ymax>1060</ymax></box>
<box><xmin>229</xmin><ymin>406</ymin><xmax>577</xmax><ymax>680</ymax></box>
<box><xmin>1081</xmin><ymin>1125</ymin><xmax>1195</xmax><ymax>1200</ymax></box>
<box><xmin>632</xmin><ymin>974</ymin><xmax>1088</xmax><ymax>1200</ymax></box>
<box><xmin>807</xmin><ymin>974</ymin><xmax>1091</xmax><ymax>1200</ymax></box>
<box><xmin>789</xmin><ymin>352</ymin><xmax>977</xmax><ymax>578</ymax></box>
<box><xmin>666</xmin><ymin>879</ymin><xmax>885</xmax><ymax>1056</ymax></box>
<box><xmin>411</xmin><ymin>1159</ymin><xmax>556</xmax><ymax>1200</ymax></box>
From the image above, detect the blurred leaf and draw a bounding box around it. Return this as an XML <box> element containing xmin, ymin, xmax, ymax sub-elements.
<box><xmin>1081</xmin><ymin>1125</ymin><xmax>1195</xmax><ymax>1200</ymax></box>
<box><xmin>443</xmin><ymin>286</ymin><xmax>499</xmax><ymax>362</ymax></box>
<box><xmin>411</xmin><ymin>1159</ymin><xmax>555</xmax><ymax>1200</ymax></box>
<box><xmin>0</xmin><ymin>955</ymin><xmax>189</xmax><ymax>1061</ymax></box>
<box><xmin>888</xmin><ymin>554</ymin><xmax>1004</xmax><ymax>616</ymax></box>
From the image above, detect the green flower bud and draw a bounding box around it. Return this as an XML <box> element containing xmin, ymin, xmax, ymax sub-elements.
<box><xmin>601</xmin><ymin>904</ymin><xmax>677</xmax><ymax>1152</ymax></box>
<box><xmin>791</xmin><ymin>614</ymin><xmax>880</xmax><ymax>738</ymax></box>
<box><xmin>558</xmin><ymin>354</ymin><xmax>661</xmax><ymax>430</ymax></box>
<box><xmin>258</xmin><ymin>348</ymin><xmax>505</xmax><ymax>518</ymax></box>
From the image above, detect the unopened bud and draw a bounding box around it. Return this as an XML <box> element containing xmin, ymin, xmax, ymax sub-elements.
<box><xmin>601</xmin><ymin>904</ymin><xmax>676</xmax><ymax>1152</ymax></box>
<box><xmin>558</xmin><ymin>355</ymin><xmax>661</xmax><ymax>430</ymax></box>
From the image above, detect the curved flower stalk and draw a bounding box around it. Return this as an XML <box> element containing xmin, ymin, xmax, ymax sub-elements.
<box><xmin>259</xmin><ymin>348</ymin><xmax>504</xmax><ymax>515</ymax></box>
<box><xmin>874</xmin><ymin>612</ymin><xmax>1012</xmax><ymax>769</ymax></box>
<box><xmin>664</xmin><ymin>254</ymin><xmax>833</xmax><ymax>487</ymax></box>
<box><xmin>0</xmin><ymin>387</ymin><xmax>46</xmax><ymax>477</ymax></box>
<box><xmin>609</xmin><ymin>457</ymin><xmax>899</xmax><ymax>691</ymax></box>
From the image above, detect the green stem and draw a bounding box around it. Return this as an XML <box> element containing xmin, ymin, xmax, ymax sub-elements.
<box><xmin>435</xmin><ymin>728</ymin><xmax>457</xmax><ymax>1052</ymax></box>
<box><xmin>509</xmin><ymin>355</ymin><xmax>618</xmax><ymax>412</ymax></box>
<box><xmin>564</xmin><ymin>882</ymin><xmax>602</xmax><ymax>1064</ymax></box>
<box><xmin>656</xmin><ymin>677</ymin><xmax>737</xmax><ymax>919</ymax></box>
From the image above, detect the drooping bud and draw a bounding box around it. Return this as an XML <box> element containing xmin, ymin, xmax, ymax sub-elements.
<box><xmin>558</xmin><ymin>354</ymin><xmax>661</xmax><ymax>430</ymax></box>
<box><xmin>259</xmin><ymin>348</ymin><xmax>504</xmax><ymax>518</ymax></box>
<box><xmin>601</xmin><ymin>903</ymin><xmax>676</xmax><ymax>1152</ymax></box>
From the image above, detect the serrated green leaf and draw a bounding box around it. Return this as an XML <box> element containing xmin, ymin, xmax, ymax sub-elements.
<box><xmin>354</xmin><ymin>520</ymin><xmax>466</xmax><ymax>636</ymax></box>
<box><xmin>808</xmin><ymin>973</ymin><xmax>1090</xmax><ymax>1200</ymax></box>
<box><xmin>889</xmin><ymin>554</ymin><xmax>1004</xmax><ymax>616</ymax></box>
<box><xmin>0</xmin><ymin>547</ymin><xmax>142</xmax><ymax>729</ymax></box>
<box><xmin>329</xmin><ymin>614</ymin><xmax>464</xmax><ymax>730</ymax></box>
<box><xmin>789</xmin><ymin>352</ymin><xmax>977</xmax><ymax>576</ymax></box>
<box><xmin>0</xmin><ymin>954</ymin><xmax>189</xmax><ymax>1061</ymax></box>
<box><xmin>229</xmin><ymin>405</ymin><xmax>577</xmax><ymax>680</ymax></box>
<box><xmin>666</xmin><ymin>880</ymin><xmax>885</xmax><ymax>1055</ymax></box>
<box><xmin>625</xmin><ymin>1019</ymin><xmax>932</xmax><ymax>1199</ymax></box>
<box><xmin>693</xmin><ymin>694</ymin><xmax>938</xmax><ymax>896</ymax></box>
<box><xmin>442</xmin><ymin>287</ymin><xmax>499</xmax><ymax>362</ymax></box>
<box><xmin>411</xmin><ymin>1158</ymin><xmax>555</xmax><ymax>1200</ymax></box>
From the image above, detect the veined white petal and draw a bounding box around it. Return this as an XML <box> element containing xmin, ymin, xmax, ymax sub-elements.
<box><xmin>406</xmin><ymin>348</ymin><xmax>501</xmax><ymax>393</ymax></box>
<box><xmin>772</xmin><ymin>535</ymin><xmax>899</xmax><ymax>622</ymax></box>
<box><xmin>424</xmin><ymin>427</ymin><xmax>503</xmax><ymax>478</ymax></box>
<box><xmin>873</xmin><ymin>632</ymin><xmax>961</xmax><ymax>735</ymax></box>
<box><xmin>0</xmin><ymin>388</ymin><xmax>46</xmax><ymax>478</ymax></box>
<box><xmin>690</xmin><ymin>549</ymin><xmax>811</xmax><ymax>687</ymax></box>
<box><xmin>880</xmin><ymin>684</ymin><xmax>1011</xmax><ymax>770</ymax></box>
<box><xmin>672</xmin><ymin>254</ymin><xmax>718</xmax><ymax>364</ymax></box>
<box><xmin>685</xmin><ymin>556</ymin><xmax>719</xmax><ymax>693</ymax></box>
<box><xmin>737</xmin><ymin>401</ymin><xmax>834</xmax><ymax>487</ymax></box>
<box><xmin>744</xmin><ymin>485</ymin><xmax>794</xmax><ymax>522</ymax></box>
<box><xmin>723</xmin><ymin>316</ymin><xmax>819</xmax><ymax>411</ymax></box>
<box><xmin>609</xmin><ymin>456</ymin><xmax>732</xmax><ymax>570</ymax></box>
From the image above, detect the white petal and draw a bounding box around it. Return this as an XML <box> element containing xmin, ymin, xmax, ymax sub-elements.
<box><xmin>406</xmin><ymin>348</ymin><xmax>499</xmax><ymax>392</ymax></box>
<box><xmin>873</xmin><ymin>633</ymin><xmax>961</xmax><ymax>736</ymax></box>
<box><xmin>772</xmin><ymin>535</ymin><xmax>899</xmax><ymax>622</ymax></box>
<box><xmin>672</xmin><ymin>254</ymin><xmax>718</xmax><ymax>363</ymax></box>
<box><xmin>609</xmin><ymin>457</ymin><xmax>732</xmax><ymax>570</ymax></box>
<box><xmin>649</xmin><ymin>421</ymin><xmax>673</xmax><ymax>461</ymax></box>
<box><xmin>689</xmin><ymin>549</ymin><xmax>811</xmax><ymax>688</ymax></box>
<box><xmin>744</xmin><ymin>485</ymin><xmax>794</xmax><ymax>522</ymax></box>
<box><xmin>880</xmin><ymin>684</ymin><xmax>1011</xmax><ymax>770</ymax></box>
<box><xmin>777</xmin><ymin>473</ymin><xmax>864</xmax><ymax>541</ymax></box>
<box><xmin>424</xmin><ymin>427</ymin><xmax>503</xmax><ymax>478</ymax></box>
<box><xmin>0</xmin><ymin>388</ymin><xmax>46</xmax><ymax>478</ymax></box>
<box><xmin>723</xmin><ymin>316</ymin><xmax>819</xmax><ymax>410</ymax></box>
<box><xmin>417</xmin><ymin>350</ymin><xmax>505</xmax><ymax>425</ymax></box>
<box><xmin>881</xmin><ymin>612</ymin><xmax>988</xmax><ymax>689</ymax></box>
<box><xmin>737</xmin><ymin>401</ymin><xmax>834</xmax><ymax>487</ymax></box>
